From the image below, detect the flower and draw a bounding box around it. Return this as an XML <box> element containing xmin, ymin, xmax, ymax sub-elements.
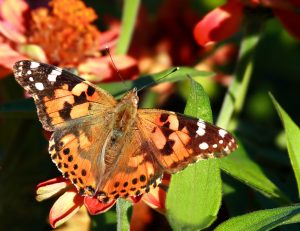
<box><xmin>193</xmin><ymin>0</ymin><xmax>300</xmax><ymax>46</ymax></box>
<box><xmin>0</xmin><ymin>0</ymin><xmax>138</xmax><ymax>82</ymax></box>
<box><xmin>130</xmin><ymin>0</ymin><xmax>202</xmax><ymax>73</ymax></box>
<box><xmin>36</xmin><ymin>175</ymin><xmax>170</xmax><ymax>228</ymax></box>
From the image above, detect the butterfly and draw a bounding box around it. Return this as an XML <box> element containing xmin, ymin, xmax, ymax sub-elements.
<box><xmin>13</xmin><ymin>60</ymin><xmax>237</xmax><ymax>203</ymax></box>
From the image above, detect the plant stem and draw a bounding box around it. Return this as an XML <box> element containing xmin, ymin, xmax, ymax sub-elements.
<box><xmin>216</xmin><ymin>17</ymin><xmax>264</xmax><ymax>129</ymax></box>
<box><xmin>116</xmin><ymin>0</ymin><xmax>141</xmax><ymax>55</ymax></box>
<box><xmin>116</xmin><ymin>199</ymin><xmax>132</xmax><ymax>231</ymax></box>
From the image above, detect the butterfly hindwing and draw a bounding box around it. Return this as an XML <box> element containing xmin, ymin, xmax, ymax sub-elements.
<box><xmin>137</xmin><ymin>109</ymin><xmax>237</xmax><ymax>173</ymax></box>
<box><xmin>98</xmin><ymin>128</ymin><xmax>164</xmax><ymax>203</ymax></box>
<box><xmin>48</xmin><ymin>115</ymin><xmax>114</xmax><ymax>197</ymax></box>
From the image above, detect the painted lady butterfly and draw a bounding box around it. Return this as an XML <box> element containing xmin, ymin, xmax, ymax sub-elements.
<box><xmin>13</xmin><ymin>60</ymin><xmax>237</xmax><ymax>203</ymax></box>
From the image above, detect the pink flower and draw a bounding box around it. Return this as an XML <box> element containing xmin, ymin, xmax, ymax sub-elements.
<box><xmin>36</xmin><ymin>175</ymin><xmax>170</xmax><ymax>228</ymax></box>
<box><xmin>0</xmin><ymin>0</ymin><xmax>31</xmax><ymax>78</ymax></box>
<box><xmin>0</xmin><ymin>0</ymin><xmax>138</xmax><ymax>81</ymax></box>
<box><xmin>194</xmin><ymin>0</ymin><xmax>300</xmax><ymax>46</ymax></box>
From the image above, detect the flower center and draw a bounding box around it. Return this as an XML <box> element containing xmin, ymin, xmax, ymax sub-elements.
<box><xmin>28</xmin><ymin>0</ymin><xmax>101</xmax><ymax>66</ymax></box>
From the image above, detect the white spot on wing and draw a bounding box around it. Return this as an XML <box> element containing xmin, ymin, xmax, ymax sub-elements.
<box><xmin>219</xmin><ymin>140</ymin><xmax>224</xmax><ymax>144</ymax></box>
<box><xmin>196</xmin><ymin>127</ymin><xmax>205</xmax><ymax>136</ymax></box>
<box><xmin>48</xmin><ymin>74</ymin><xmax>57</xmax><ymax>82</ymax></box>
<box><xmin>197</xmin><ymin>119</ymin><xmax>206</xmax><ymax>129</ymax></box>
<box><xmin>30</xmin><ymin>62</ymin><xmax>40</xmax><ymax>68</ymax></box>
<box><xmin>199</xmin><ymin>142</ymin><xmax>209</xmax><ymax>150</ymax></box>
<box><xmin>35</xmin><ymin>82</ymin><xmax>44</xmax><ymax>90</ymax></box>
<box><xmin>29</xmin><ymin>77</ymin><xmax>34</xmax><ymax>82</ymax></box>
<box><xmin>51</xmin><ymin>69</ymin><xmax>62</xmax><ymax>75</ymax></box>
<box><xmin>27</xmin><ymin>70</ymin><xmax>32</xmax><ymax>75</ymax></box>
<box><xmin>218</xmin><ymin>129</ymin><xmax>227</xmax><ymax>138</ymax></box>
<box><xmin>213</xmin><ymin>144</ymin><xmax>217</xmax><ymax>148</ymax></box>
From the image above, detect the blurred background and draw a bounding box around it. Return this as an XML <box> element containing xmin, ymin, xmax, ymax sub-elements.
<box><xmin>0</xmin><ymin>0</ymin><xmax>300</xmax><ymax>230</ymax></box>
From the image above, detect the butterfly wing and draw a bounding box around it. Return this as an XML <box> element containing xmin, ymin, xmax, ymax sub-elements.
<box><xmin>13</xmin><ymin>60</ymin><xmax>117</xmax><ymax>196</ymax></box>
<box><xmin>136</xmin><ymin>109</ymin><xmax>237</xmax><ymax>173</ymax></box>
<box><xmin>13</xmin><ymin>60</ymin><xmax>117</xmax><ymax>131</ymax></box>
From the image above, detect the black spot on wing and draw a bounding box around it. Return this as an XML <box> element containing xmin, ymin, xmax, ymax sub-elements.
<box><xmin>160</xmin><ymin>114</ymin><xmax>169</xmax><ymax>122</ymax></box>
<box><xmin>87</xmin><ymin>85</ymin><xmax>95</xmax><ymax>96</ymax></box>
<box><xmin>74</xmin><ymin>91</ymin><xmax>87</xmax><ymax>104</ymax></box>
<box><xmin>160</xmin><ymin>126</ymin><xmax>173</xmax><ymax>138</ymax></box>
<box><xmin>161</xmin><ymin>140</ymin><xmax>175</xmax><ymax>155</ymax></box>
<box><xmin>59</xmin><ymin>102</ymin><xmax>72</xmax><ymax>120</ymax></box>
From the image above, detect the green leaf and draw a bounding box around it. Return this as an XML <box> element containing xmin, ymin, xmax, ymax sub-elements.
<box><xmin>215</xmin><ymin>204</ymin><xmax>300</xmax><ymax>231</ymax></box>
<box><xmin>220</xmin><ymin>141</ymin><xmax>289</xmax><ymax>204</ymax></box>
<box><xmin>270</xmin><ymin>94</ymin><xmax>300</xmax><ymax>198</ymax></box>
<box><xmin>91</xmin><ymin>209</ymin><xmax>117</xmax><ymax>231</ymax></box>
<box><xmin>116</xmin><ymin>0</ymin><xmax>141</xmax><ymax>55</ymax></box>
<box><xmin>98</xmin><ymin>67</ymin><xmax>213</xmax><ymax>99</ymax></box>
<box><xmin>116</xmin><ymin>199</ymin><xmax>132</xmax><ymax>231</ymax></box>
<box><xmin>216</xmin><ymin>16</ymin><xmax>264</xmax><ymax>129</ymax></box>
<box><xmin>166</xmin><ymin>79</ymin><xmax>222</xmax><ymax>230</ymax></box>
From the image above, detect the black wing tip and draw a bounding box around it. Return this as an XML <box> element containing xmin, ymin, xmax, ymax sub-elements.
<box><xmin>13</xmin><ymin>59</ymin><xmax>32</xmax><ymax>69</ymax></box>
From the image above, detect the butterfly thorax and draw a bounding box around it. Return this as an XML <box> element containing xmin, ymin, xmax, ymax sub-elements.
<box><xmin>102</xmin><ymin>90</ymin><xmax>139</xmax><ymax>169</ymax></box>
<box><xmin>111</xmin><ymin>90</ymin><xmax>138</xmax><ymax>141</ymax></box>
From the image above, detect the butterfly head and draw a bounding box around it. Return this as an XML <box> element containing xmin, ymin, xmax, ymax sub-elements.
<box><xmin>120</xmin><ymin>88</ymin><xmax>139</xmax><ymax>107</ymax></box>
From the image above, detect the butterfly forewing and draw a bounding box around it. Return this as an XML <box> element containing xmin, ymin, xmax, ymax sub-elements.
<box><xmin>13</xmin><ymin>60</ymin><xmax>116</xmax><ymax>131</ymax></box>
<box><xmin>137</xmin><ymin>109</ymin><xmax>237</xmax><ymax>173</ymax></box>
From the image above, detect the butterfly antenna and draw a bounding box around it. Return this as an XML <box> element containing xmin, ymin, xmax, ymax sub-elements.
<box><xmin>137</xmin><ymin>67</ymin><xmax>179</xmax><ymax>93</ymax></box>
<box><xmin>105</xmin><ymin>46</ymin><xmax>129</xmax><ymax>89</ymax></box>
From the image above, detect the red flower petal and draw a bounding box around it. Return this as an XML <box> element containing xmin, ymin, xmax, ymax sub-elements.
<box><xmin>78</xmin><ymin>55</ymin><xmax>139</xmax><ymax>83</ymax></box>
<box><xmin>36</xmin><ymin>177</ymin><xmax>69</xmax><ymax>189</ymax></box>
<box><xmin>0</xmin><ymin>21</ymin><xmax>26</xmax><ymax>43</ymax></box>
<box><xmin>258</xmin><ymin>0</ymin><xmax>296</xmax><ymax>10</ymax></box>
<box><xmin>0</xmin><ymin>66</ymin><xmax>11</xmax><ymax>79</ymax></box>
<box><xmin>49</xmin><ymin>189</ymin><xmax>84</xmax><ymax>228</ymax></box>
<box><xmin>84</xmin><ymin>197</ymin><xmax>116</xmax><ymax>215</ymax></box>
<box><xmin>36</xmin><ymin>177</ymin><xmax>71</xmax><ymax>202</ymax></box>
<box><xmin>129</xmin><ymin>194</ymin><xmax>143</xmax><ymax>203</ymax></box>
<box><xmin>0</xmin><ymin>0</ymin><xmax>28</xmax><ymax>33</ymax></box>
<box><xmin>273</xmin><ymin>0</ymin><xmax>300</xmax><ymax>40</ymax></box>
<box><xmin>193</xmin><ymin>0</ymin><xmax>244</xmax><ymax>46</ymax></box>
<box><xmin>142</xmin><ymin>174</ymin><xmax>170</xmax><ymax>213</ymax></box>
<box><xmin>99</xmin><ymin>25</ymin><xmax>120</xmax><ymax>51</ymax></box>
<box><xmin>0</xmin><ymin>43</ymin><xmax>27</xmax><ymax>69</ymax></box>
